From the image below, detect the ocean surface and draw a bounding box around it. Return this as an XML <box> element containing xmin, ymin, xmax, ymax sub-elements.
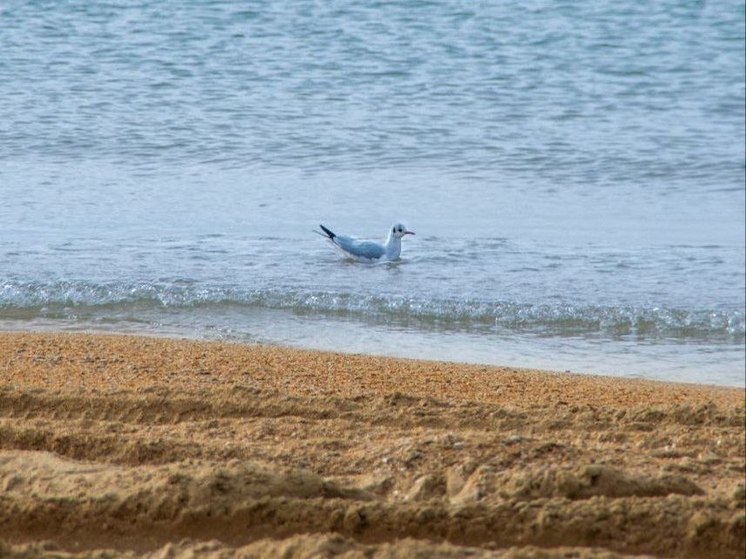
<box><xmin>1</xmin><ymin>0</ymin><xmax>744</xmax><ymax>386</ymax></box>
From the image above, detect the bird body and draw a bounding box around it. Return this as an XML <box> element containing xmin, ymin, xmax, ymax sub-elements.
<box><xmin>316</xmin><ymin>223</ymin><xmax>414</xmax><ymax>261</ymax></box>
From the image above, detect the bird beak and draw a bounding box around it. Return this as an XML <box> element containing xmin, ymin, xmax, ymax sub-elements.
<box><xmin>405</xmin><ymin>231</ymin><xmax>415</xmax><ymax>236</ymax></box>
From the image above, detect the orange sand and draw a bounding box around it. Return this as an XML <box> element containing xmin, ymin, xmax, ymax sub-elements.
<box><xmin>0</xmin><ymin>332</ymin><xmax>743</xmax><ymax>558</ymax></box>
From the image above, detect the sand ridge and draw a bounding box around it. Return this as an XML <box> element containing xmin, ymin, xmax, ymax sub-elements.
<box><xmin>0</xmin><ymin>332</ymin><xmax>744</xmax><ymax>558</ymax></box>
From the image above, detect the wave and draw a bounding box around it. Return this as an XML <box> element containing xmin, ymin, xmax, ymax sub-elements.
<box><xmin>1</xmin><ymin>279</ymin><xmax>743</xmax><ymax>342</ymax></box>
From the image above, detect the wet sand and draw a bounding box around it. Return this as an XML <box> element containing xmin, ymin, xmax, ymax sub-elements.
<box><xmin>0</xmin><ymin>332</ymin><xmax>743</xmax><ymax>558</ymax></box>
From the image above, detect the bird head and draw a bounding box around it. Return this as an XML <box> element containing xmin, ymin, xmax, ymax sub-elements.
<box><xmin>391</xmin><ymin>223</ymin><xmax>415</xmax><ymax>239</ymax></box>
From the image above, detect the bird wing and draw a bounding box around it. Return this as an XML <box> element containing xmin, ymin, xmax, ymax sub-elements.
<box><xmin>334</xmin><ymin>236</ymin><xmax>385</xmax><ymax>260</ymax></box>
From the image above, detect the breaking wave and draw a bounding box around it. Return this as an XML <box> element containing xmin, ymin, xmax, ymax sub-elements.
<box><xmin>1</xmin><ymin>279</ymin><xmax>743</xmax><ymax>342</ymax></box>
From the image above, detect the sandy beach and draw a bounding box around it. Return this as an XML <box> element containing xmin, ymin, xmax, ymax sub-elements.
<box><xmin>0</xmin><ymin>332</ymin><xmax>743</xmax><ymax>558</ymax></box>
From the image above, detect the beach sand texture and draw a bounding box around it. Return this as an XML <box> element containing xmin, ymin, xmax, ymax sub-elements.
<box><xmin>0</xmin><ymin>332</ymin><xmax>743</xmax><ymax>558</ymax></box>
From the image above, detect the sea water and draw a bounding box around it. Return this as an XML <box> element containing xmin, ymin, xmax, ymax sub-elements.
<box><xmin>1</xmin><ymin>1</ymin><xmax>744</xmax><ymax>386</ymax></box>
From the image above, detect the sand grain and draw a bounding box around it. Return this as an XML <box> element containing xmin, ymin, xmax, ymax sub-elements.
<box><xmin>0</xmin><ymin>333</ymin><xmax>743</xmax><ymax>558</ymax></box>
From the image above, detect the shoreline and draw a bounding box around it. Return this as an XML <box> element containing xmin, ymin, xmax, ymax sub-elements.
<box><xmin>1</xmin><ymin>331</ymin><xmax>744</xmax><ymax>558</ymax></box>
<box><xmin>2</xmin><ymin>322</ymin><xmax>744</xmax><ymax>388</ymax></box>
<box><xmin>1</xmin><ymin>329</ymin><xmax>742</xmax><ymax>401</ymax></box>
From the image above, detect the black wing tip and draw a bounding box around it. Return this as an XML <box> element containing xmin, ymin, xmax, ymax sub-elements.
<box><xmin>319</xmin><ymin>224</ymin><xmax>336</xmax><ymax>239</ymax></box>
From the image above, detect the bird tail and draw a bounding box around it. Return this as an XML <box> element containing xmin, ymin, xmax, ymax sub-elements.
<box><xmin>316</xmin><ymin>224</ymin><xmax>336</xmax><ymax>240</ymax></box>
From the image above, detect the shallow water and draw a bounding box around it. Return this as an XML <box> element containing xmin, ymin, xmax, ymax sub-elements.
<box><xmin>1</xmin><ymin>1</ymin><xmax>744</xmax><ymax>385</ymax></box>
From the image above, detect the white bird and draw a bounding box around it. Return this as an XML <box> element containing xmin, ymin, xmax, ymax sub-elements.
<box><xmin>315</xmin><ymin>223</ymin><xmax>415</xmax><ymax>261</ymax></box>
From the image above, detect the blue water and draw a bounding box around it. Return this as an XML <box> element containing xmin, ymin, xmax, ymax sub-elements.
<box><xmin>1</xmin><ymin>1</ymin><xmax>744</xmax><ymax>386</ymax></box>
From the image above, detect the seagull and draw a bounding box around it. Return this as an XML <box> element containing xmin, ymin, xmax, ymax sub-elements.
<box><xmin>315</xmin><ymin>223</ymin><xmax>415</xmax><ymax>261</ymax></box>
